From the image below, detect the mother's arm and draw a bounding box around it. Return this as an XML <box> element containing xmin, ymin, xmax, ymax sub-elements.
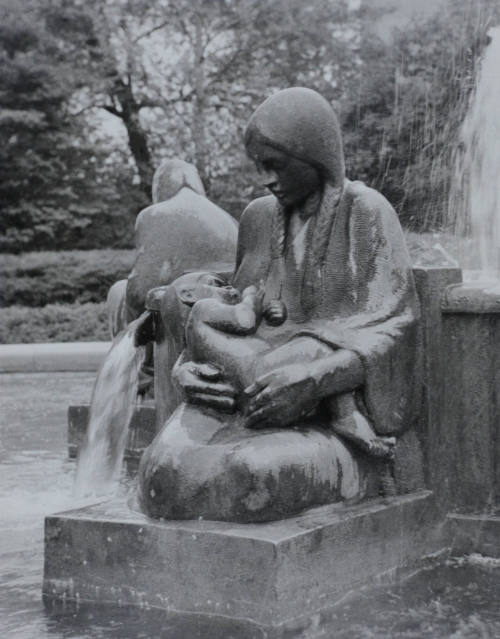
<box><xmin>172</xmin><ymin>353</ymin><xmax>238</xmax><ymax>413</ymax></box>
<box><xmin>243</xmin><ymin>336</ymin><xmax>364</xmax><ymax>428</ymax></box>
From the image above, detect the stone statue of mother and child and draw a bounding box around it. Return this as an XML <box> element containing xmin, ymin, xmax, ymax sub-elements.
<box><xmin>114</xmin><ymin>88</ymin><xmax>422</xmax><ymax>524</ymax></box>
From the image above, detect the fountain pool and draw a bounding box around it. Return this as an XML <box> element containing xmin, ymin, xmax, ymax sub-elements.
<box><xmin>1</xmin><ymin>371</ymin><xmax>500</xmax><ymax>638</ymax></box>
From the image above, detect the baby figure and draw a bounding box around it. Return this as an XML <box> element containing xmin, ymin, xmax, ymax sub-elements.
<box><xmin>157</xmin><ymin>272</ymin><xmax>394</xmax><ymax>459</ymax></box>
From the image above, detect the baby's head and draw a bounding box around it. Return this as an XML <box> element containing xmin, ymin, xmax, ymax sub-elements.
<box><xmin>173</xmin><ymin>271</ymin><xmax>241</xmax><ymax>306</ymax></box>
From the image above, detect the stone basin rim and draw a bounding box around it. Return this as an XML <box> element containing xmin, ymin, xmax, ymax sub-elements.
<box><xmin>0</xmin><ymin>341</ymin><xmax>110</xmax><ymax>373</ymax></box>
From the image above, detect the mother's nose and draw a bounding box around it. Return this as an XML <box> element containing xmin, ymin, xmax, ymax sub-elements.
<box><xmin>258</xmin><ymin>168</ymin><xmax>279</xmax><ymax>188</ymax></box>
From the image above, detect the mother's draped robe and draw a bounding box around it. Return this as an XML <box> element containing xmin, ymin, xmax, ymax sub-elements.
<box><xmin>233</xmin><ymin>180</ymin><xmax>421</xmax><ymax>439</ymax></box>
<box><xmin>237</xmin><ymin>87</ymin><xmax>421</xmax><ymax>439</ymax></box>
<box><xmin>137</xmin><ymin>89</ymin><xmax>422</xmax><ymax>522</ymax></box>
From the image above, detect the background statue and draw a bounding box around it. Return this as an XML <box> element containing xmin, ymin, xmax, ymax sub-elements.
<box><xmin>137</xmin><ymin>88</ymin><xmax>422</xmax><ymax>522</ymax></box>
<box><xmin>106</xmin><ymin>158</ymin><xmax>238</xmax><ymax>394</ymax></box>
<box><xmin>108</xmin><ymin>159</ymin><xmax>237</xmax><ymax>334</ymax></box>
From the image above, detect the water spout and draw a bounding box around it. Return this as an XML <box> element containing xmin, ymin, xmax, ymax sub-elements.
<box><xmin>73</xmin><ymin>314</ymin><xmax>149</xmax><ymax>498</ymax></box>
<box><xmin>448</xmin><ymin>26</ymin><xmax>500</xmax><ymax>280</ymax></box>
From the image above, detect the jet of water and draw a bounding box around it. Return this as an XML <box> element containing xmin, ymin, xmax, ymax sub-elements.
<box><xmin>73</xmin><ymin>314</ymin><xmax>148</xmax><ymax>499</ymax></box>
<box><xmin>448</xmin><ymin>26</ymin><xmax>500</xmax><ymax>279</ymax></box>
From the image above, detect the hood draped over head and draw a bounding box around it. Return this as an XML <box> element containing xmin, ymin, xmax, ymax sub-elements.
<box><xmin>245</xmin><ymin>87</ymin><xmax>345</xmax><ymax>189</ymax></box>
<box><xmin>152</xmin><ymin>159</ymin><xmax>205</xmax><ymax>204</ymax></box>
<box><xmin>244</xmin><ymin>87</ymin><xmax>346</xmax><ymax>311</ymax></box>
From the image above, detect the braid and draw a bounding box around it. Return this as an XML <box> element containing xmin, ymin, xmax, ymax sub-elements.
<box><xmin>302</xmin><ymin>183</ymin><xmax>343</xmax><ymax>311</ymax></box>
<box><xmin>271</xmin><ymin>200</ymin><xmax>287</xmax><ymax>259</ymax></box>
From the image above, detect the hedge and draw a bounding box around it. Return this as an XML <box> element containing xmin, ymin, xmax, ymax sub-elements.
<box><xmin>0</xmin><ymin>249</ymin><xmax>135</xmax><ymax>307</ymax></box>
<box><xmin>0</xmin><ymin>302</ymin><xmax>109</xmax><ymax>344</ymax></box>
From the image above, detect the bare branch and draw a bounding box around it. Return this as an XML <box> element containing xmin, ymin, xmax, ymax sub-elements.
<box><xmin>138</xmin><ymin>98</ymin><xmax>164</xmax><ymax>109</ymax></box>
<box><xmin>102</xmin><ymin>104</ymin><xmax>122</xmax><ymax>117</ymax></box>
<box><xmin>132</xmin><ymin>20</ymin><xmax>170</xmax><ymax>44</ymax></box>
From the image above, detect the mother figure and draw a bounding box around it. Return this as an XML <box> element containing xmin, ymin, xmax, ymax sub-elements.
<box><xmin>137</xmin><ymin>88</ymin><xmax>421</xmax><ymax>523</ymax></box>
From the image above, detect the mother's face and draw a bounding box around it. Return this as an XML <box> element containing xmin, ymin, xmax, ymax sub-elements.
<box><xmin>246</xmin><ymin>139</ymin><xmax>321</xmax><ymax>209</ymax></box>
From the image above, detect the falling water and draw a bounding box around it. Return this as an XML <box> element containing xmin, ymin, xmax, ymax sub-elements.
<box><xmin>448</xmin><ymin>26</ymin><xmax>500</xmax><ymax>280</ymax></box>
<box><xmin>73</xmin><ymin>315</ymin><xmax>147</xmax><ymax>498</ymax></box>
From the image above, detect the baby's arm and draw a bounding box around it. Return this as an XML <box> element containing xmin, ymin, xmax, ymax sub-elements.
<box><xmin>263</xmin><ymin>299</ymin><xmax>287</xmax><ymax>326</ymax></box>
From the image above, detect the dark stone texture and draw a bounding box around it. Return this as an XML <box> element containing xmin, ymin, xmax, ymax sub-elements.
<box><xmin>393</xmin><ymin>430</ymin><xmax>425</xmax><ymax>494</ymax></box>
<box><xmin>446</xmin><ymin>513</ymin><xmax>500</xmax><ymax>558</ymax></box>
<box><xmin>439</xmin><ymin>283</ymin><xmax>500</xmax><ymax>512</ymax></box>
<box><xmin>412</xmin><ymin>267</ymin><xmax>462</xmax><ymax>509</ymax></box>
<box><xmin>126</xmin><ymin>163</ymin><xmax>238</xmax><ymax>317</ymax></box>
<box><xmin>155</xmin><ymin>88</ymin><xmax>423</xmax><ymax>522</ymax></box>
<box><xmin>43</xmin><ymin>490</ymin><xmax>444</xmax><ymax>636</ymax></box>
<box><xmin>442</xmin><ymin>281</ymin><xmax>500</xmax><ymax>313</ymax></box>
<box><xmin>410</xmin><ymin>270</ymin><xmax>500</xmax><ymax>514</ymax></box>
<box><xmin>137</xmin><ymin>404</ymin><xmax>375</xmax><ymax>523</ymax></box>
<box><xmin>68</xmin><ymin>403</ymin><xmax>156</xmax><ymax>461</ymax></box>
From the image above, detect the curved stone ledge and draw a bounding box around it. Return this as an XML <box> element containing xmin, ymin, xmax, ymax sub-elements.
<box><xmin>0</xmin><ymin>341</ymin><xmax>111</xmax><ymax>373</ymax></box>
<box><xmin>441</xmin><ymin>281</ymin><xmax>500</xmax><ymax>314</ymax></box>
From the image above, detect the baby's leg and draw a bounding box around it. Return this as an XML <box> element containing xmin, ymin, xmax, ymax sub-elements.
<box><xmin>328</xmin><ymin>393</ymin><xmax>395</xmax><ymax>459</ymax></box>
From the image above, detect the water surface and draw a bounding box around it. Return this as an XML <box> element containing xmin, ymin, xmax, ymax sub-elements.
<box><xmin>1</xmin><ymin>372</ymin><xmax>499</xmax><ymax>638</ymax></box>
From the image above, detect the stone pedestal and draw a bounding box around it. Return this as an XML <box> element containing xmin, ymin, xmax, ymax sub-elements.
<box><xmin>43</xmin><ymin>490</ymin><xmax>445</xmax><ymax>637</ymax></box>
<box><xmin>412</xmin><ymin>267</ymin><xmax>462</xmax><ymax>509</ymax></box>
<box><xmin>440</xmin><ymin>281</ymin><xmax>500</xmax><ymax>512</ymax></box>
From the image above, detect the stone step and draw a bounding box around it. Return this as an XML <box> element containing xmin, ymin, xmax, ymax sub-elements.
<box><xmin>43</xmin><ymin>490</ymin><xmax>445</xmax><ymax>638</ymax></box>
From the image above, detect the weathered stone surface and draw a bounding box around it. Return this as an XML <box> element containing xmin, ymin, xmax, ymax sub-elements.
<box><xmin>137</xmin><ymin>404</ymin><xmax>376</xmax><ymax>523</ymax></box>
<box><xmin>126</xmin><ymin>181</ymin><xmax>238</xmax><ymax>317</ymax></box>
<box><xmin>442</xmin><ymin>280</ymin><xmax>500</xmax><ymax>314</ymax></box>
<box><xmin>412</xmin><ymin>267</ymin><xmax>462</xmax><ymax>509</ymax></box>
<box><xmin>159</xmin><ymin>88</ymin><xmax>423</xmax><ymax>523</ymax></box>
<box><xmin>440</xmin><ymin>283</ymin><xmax>500</xmax><ymax>511</ymax></box>
<box><xmin>43</xmin><ymin>490</ymin><xmax>444</xmax><ymax>636</ymax></box>
<box><xmin>0</xmin><ymin>342</ymin><xmax>110</xmax><ymax>373</ymax></box>
<box><xmin>446</xmin><ymin>513</ymin><xmax>500</xmax><ymax>558</ymax></box>
<box><xmin>68</xmin><ymin>403</ymin><xmax>156</xmax><ymax>461</ymax></box>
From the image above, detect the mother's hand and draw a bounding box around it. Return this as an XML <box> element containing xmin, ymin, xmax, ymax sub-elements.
<box><xmin>172</xmin><ymin>359</ymin><xmax>237</xmax><ymax>412</ymax></box>
<box><xmin>243</xmin><ymin>364</ymin><xmax>318</xmax><ymax>429</ymax></box>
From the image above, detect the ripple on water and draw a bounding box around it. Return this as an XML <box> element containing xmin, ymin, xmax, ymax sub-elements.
<box><xmin>1</xmin><ymin>372</ymin><xmax>500</xmax><ymax>638</ymax></box>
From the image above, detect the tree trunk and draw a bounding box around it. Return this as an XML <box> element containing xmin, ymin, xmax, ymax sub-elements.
<box><xmin>192</xmin><ymin>16</ymin><xmax>209</xmax><ymax>193</ymax></box>
<box><xmin>113</xmin><ymin>78</ymin><xmax>154</xmax><ymax>198</ymax></box>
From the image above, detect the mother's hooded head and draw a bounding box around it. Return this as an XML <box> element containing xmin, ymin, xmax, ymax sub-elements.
<box><xmin>244</xmin><ymin>87</ymin><xmax>345</xmax><ymax>191</ymax></box>
<box><xmin>245</xmin><ymin>88</ymin><xmax>346</xmax><ymax>312</ymax></box>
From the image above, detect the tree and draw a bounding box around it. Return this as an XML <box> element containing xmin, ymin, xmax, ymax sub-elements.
<box><xmin>0</xmin><ymin>0</ymin><xmax>146</xmax><ymax>252</ymax></box>
<box><xmin>343</xmin><ymin>0</ymin><xmax>500</xmax><ymax>230</ymax></box>
<box><xmin>42</xmin><ymin>0</ymin><xmax>361</xmax><ymax>201</ymax></box>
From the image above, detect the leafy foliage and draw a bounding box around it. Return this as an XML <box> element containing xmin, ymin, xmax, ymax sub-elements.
<box><xmin>0</xmin><ymin>0</ymin><xmax>147</xmax><ymax>252</ymax></box>
<box><xmin>0</xmin><ymin>302</ymin><xmax>109</xmax><ymax>343</ymax></box>
<box><xmin>0</xmin><ymin>249</ymin><xmax>134</xmax><ymax>306</ymax></box>
<box><xmin>343</xmin><ymin>0</ymin><xmax>500</xmax><ymax>230</ymax></box>
<box><xmin>1</xmin><ymin>0</ymin><xmax>500</xmax><ymax>255</ymax></box>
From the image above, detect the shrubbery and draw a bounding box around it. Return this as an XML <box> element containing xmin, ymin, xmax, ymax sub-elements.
<box><xmin>0</xmin><ymin>249</ymin><xmax>128</xmax><ymax>343</ymax></box>
<box><xmin>0</xmin><ymin>302</ymin><xmax>109</xmax><ymax>343</ymax></box>
<box><xmin>0</xmin><ymin>249</ymin><xmax>134</xmax><ymax>307</ymax></box>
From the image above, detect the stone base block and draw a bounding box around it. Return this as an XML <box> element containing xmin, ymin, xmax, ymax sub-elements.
<box><xmin>43</xmin><ymin>490</ymin><xmax>445</xmax><ymax>637</ymax></box>
<box><xmin>446</xmin><ymin>513</ymin><xmax>500</xmax><ymax>558</ymax></box>
<box><xmin>68</xmin><ymin>403</ymin><xmax>156</xmax><ymax>461</ymax></box>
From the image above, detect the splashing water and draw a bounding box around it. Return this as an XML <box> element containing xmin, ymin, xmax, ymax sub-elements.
<box><xmin>73</xmin><ymin>315</ymin><xmax>147</xmax><ymax>498</ymax></box>
<box><xmin>448</xmin><ymin>26</ymin><xmax>500</xmax><ymax>280</ymax></box>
